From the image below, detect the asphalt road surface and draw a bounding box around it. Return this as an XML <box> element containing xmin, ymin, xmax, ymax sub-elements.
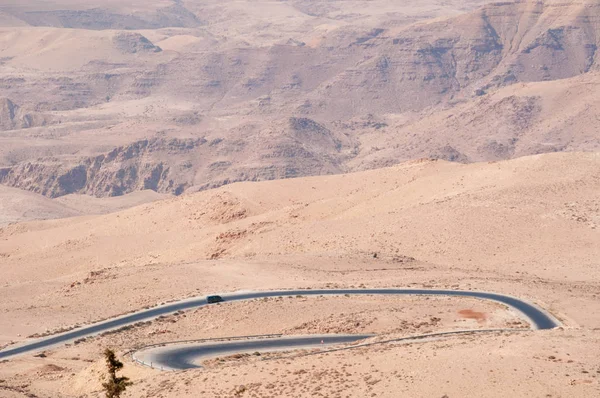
<box><xmin>0</xmin><ymin>289</ymin><xmax>560</xmax><ymax>360</ymax></box>
<box><xmin>134</xmin><ymin>334</ymin><xmax>375</xmax><ymax>370</ymax></box>
<box><xmin>134</xmin><ymin>328</ymin><xmax>530</xmax><ymax>371</ymax></box>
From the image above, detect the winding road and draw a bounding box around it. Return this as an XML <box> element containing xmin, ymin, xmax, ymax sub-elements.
<box><xmin>0</xmin><ymin>289</ymin><xmax>560</xmax><ymax>361</ymax></box>
<box><xmin>133</xmin><ymin>334</ymin><xmax>376</xmax><ymax>371</ymax></box>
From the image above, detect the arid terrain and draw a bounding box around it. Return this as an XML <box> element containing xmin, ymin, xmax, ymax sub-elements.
<box><xmin>0</xmin><ymin>0</ymin><xmax>599</xmax><ymax>397</ymax></box>
<box><xmin>1</xmin><ymin>152</ymin><xmax>599</xmax><ymax>397</ymax></box>
<box><xmin>1</xmin><ymin>0</ymin><xmax>600</xmax><ymax>204</ymax></box>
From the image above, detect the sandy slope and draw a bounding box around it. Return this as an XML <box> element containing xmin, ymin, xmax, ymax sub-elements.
<box><xmin>0</xmin><ymin>185</ymin><xmax>79</xmax><ymax>225</ymax></box>
<box><xmin>0</xmin><ymin>152</ymin><xmax>598</xmax><ymax>396</ymax></box>
<box><xmin>0</xmin><ymin>27</ymin><xmax>169</xmax><ymax>71</ymax></box>
<box><xmin>53</xmin><ymin>189</ymin><xmax>168</xmax><ymax>214</ymax></box>
<box><xmin>0</xmin><ymin>186</ymin><xmax>167</xmax><ymax>226</ymax></box>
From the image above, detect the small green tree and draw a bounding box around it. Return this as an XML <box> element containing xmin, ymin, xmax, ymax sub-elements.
<box><xmin>102</xmin><ymin>349</ymin><xmax>132</xmax><ymax>398</ymax></box>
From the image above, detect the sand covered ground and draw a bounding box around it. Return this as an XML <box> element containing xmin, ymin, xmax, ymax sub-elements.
<box><xmin>2</xmin><ymin>0</ymin><xmax>600</xmax><ymax>396</ymax></box>
<box><xmin>0</xmin><ymin>152</ymin><xmax>599</xmax><ymax>397</ymax></box>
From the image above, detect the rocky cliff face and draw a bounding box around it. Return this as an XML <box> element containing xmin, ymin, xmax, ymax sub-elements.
<box><xmin>0</xmin><ymin>138</ymin><xmax>203</xmax><ymax>198</ymax></box>
<box><xmin>0</xmin><ymin>123</ymin><xmax>356</xmax><ymax>198</ymax></box>
<box><xmin>0</xmin><ymin>98</ymin><xmax>16</xmax><ymax>130</ymax></box>
<box><xmin>113</xmin><ymin>33</ymin><xmax>162</xmax><ymax>54</ymax></box>
<box><xmin>313</xmin><ymin>0</ymin><xmax>600</xmax><ymax>116</ymax></box>
<box><xmin>0</xmin><ymin>98</ymin><xmax>49</xmax><ymax>131</ymax></box>
<box><xmin>0</xmin><ymin>1</ymin><xmax>599</xmax><ymax>199</ymax></box>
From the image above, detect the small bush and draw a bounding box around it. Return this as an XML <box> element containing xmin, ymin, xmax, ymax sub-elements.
<box><xmin>102</xmin><ymin>349</ymin><xmax>132</xmax><ymax>398</ymax></box>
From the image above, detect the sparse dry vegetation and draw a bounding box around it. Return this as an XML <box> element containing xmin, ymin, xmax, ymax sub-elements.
<box><xmin>101</xmin><ymin>349</ymin><xmax>132</xmax><ymax>398</ymax></box>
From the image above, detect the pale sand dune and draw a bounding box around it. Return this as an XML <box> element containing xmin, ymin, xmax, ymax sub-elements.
<box><xmin>0</xmin><ymin>27</ymin><xmax>168</xmax><ymax>71</ymax></box>
<box><xmin>0</xmin><ymin>185</ymin><xmax>80</xmax><ymax>225</ymax></box>
<box><xmin>155</xmin><ymin>34</ymin><xmax>202</xmax><ymax>48</ymax></box>
<box><xmin>0</xmin><ymin>185</ymin><xmax>167</xmax><ymax>226</ymax></box>
<box><xmin>0</xmin><ymin>11</ymin><xmax>28</xmax><ymax>27</ymax></box>
<box><xmin>53</xmin><ymin>189</ymin><xmax>169</xmax><ymax>214</ymax></box>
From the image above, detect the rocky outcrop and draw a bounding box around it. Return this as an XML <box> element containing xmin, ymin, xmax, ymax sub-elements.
<box><xmin>316</xmin><ymin>0</ymin><xmax>600</xmax><ymax>115</ymax></box>
<box><xmin>1</xmin><ymin>0</ymin><xmax>599</xmax><ymax>201</ymax></box>
<box><xmin>0</xmin><ymin>138</ymin><xmax>205</xmax><ymax>198</ymax></box>
<box><xmin>288</xmin><ymin>117</ymin><xmax>342</xmax><ymax>152</ymax></box>
<box><xmin>0</xmin><ymin>98</ymin><xmax>49</xmax><ymax>131</ymax></box>
<box><xmin>0</xmin><ymin>98</ymin><xmax>17</xmax><ymax>130</ymax></box>
<box><xmin>430</xmin><ymin>146</ymin><xmax>470</xmax><ymax>163</ymax></box>
<box><xmin>113</xmin><ymin>33</ymin><xmax>162</xmax><ymax>54</ymax></box>
<box><xmin>0</xmin><ymin>116</ymin><xmax>358</xmax><ymax>198</ymax></box>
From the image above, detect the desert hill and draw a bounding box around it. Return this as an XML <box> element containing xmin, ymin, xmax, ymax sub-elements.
<box><xmin>0</xmin><ymin>184</ymin><xmax>79</xmax><ymax>225</ymax></box>
<box><xmin>351</xmin><ymin>71</ymin><xmax>600</xmax><ymax>167</ymax></box>
<box><xmin>0</xmin><ymin>151</ymin><xmax>598</xmax><ymax>337</ymax></box>
<box><xmin>1</xmin><ymin>152</ymin><xmax>599</xmax><ymax>397</ymax></box>
<box><xmin>0</xmin><ymin>0</ymin><xmax>599</xmax><ymax>199</ymax></box>
<box><xmin>311</xmin><ymin>0</ymin><xmax>600</xmax><ymax>116</ymax></box>
<box><xmin>0</xmin><ymin>184</ymin><xmax>167</xmax><ymax>226</ymax></box>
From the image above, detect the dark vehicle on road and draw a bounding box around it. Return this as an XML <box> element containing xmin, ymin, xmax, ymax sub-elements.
<box><xmin>207</xmin><ymin>295</ymin><xmax>224</xmax><ymax>304</ymax></box>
